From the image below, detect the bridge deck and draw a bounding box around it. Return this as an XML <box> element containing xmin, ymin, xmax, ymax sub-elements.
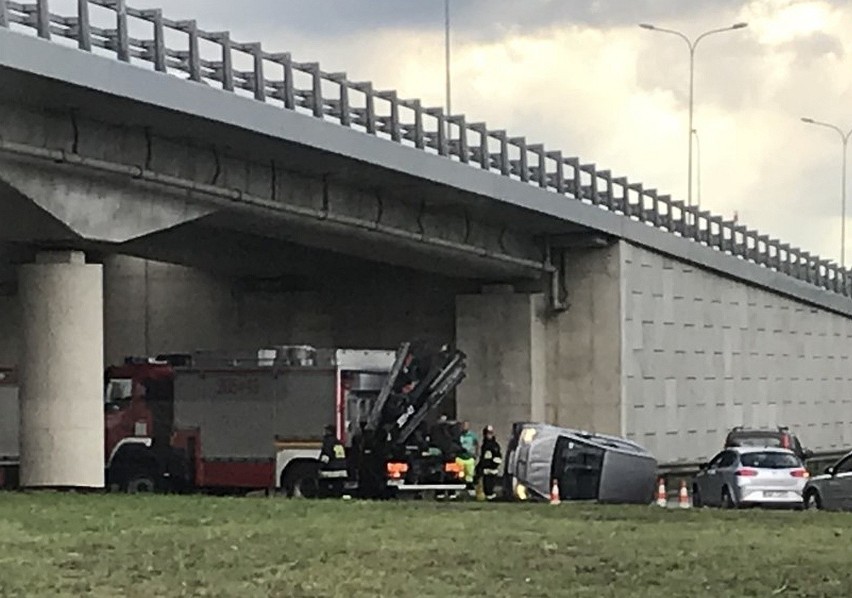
<box><xmin>0</xmin><ymin>1</ymin><xmax>851</xmax><ymax>316</ymax></box>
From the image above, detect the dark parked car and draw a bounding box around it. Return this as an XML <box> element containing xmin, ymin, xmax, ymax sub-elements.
<box><xmin>724</xmin><ymin>426</ymin><xmax>812</xmax><ymax>462</ymax></box>
<box><xmin>802</xmin><ymin>450</ymin><xmax>852</xmax><ymax>511</ymax></box>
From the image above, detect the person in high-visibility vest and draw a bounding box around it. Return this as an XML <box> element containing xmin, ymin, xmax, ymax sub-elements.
<box><xmin>457</xmin><ymin>421</ymin><xmax>478</xmax><ymax>494</ymax></box>
<box><xmin>477</xmin><ymin>425</ymin><xmax>503</xmax><ymax>500</ymax></box>
<box><xmin>318</xmin><ymin>424</ymin><xmax>347</xmax><ymax>498</ymax></box>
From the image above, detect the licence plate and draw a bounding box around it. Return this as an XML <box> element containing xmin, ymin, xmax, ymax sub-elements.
<box><xmin>764</xmin><ymin>491</ymin><xmax>786</xmax><ymax>498</ymax></box>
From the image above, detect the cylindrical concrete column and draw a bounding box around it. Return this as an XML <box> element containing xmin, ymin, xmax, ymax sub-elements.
<box><xmin>19</xmin><ymin>251</ymin><xmax>104</xmax><ymax>488</ymax></box>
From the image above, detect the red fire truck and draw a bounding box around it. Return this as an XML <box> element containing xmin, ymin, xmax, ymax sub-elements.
<box><xmin>2</xmin><ymin>343</ymin><xmax>469</xmax><ymax>497</ymax></box>
<box><xmin>104</xmin><ymin>346</ymin><xmax>400</xmax><ymax>494</ymax></box>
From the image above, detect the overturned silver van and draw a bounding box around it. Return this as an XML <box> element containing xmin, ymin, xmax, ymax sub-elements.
<box><xmin>503</xmin><ymin>422</ymin><xmax>657</xmax><ymax>504</ymax></box>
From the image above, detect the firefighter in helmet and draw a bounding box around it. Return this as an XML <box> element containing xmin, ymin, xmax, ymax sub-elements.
<box><xmin>477</xmin><ymin>425</ymin><xmax>503</xmax><ymax>500</ymax></box>
<box><xmin>318</xmin><ymin>424</ymin><xmax>347</xmax><ymax>498</ymax></box>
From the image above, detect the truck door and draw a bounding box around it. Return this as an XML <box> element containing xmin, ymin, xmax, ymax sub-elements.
<box><xmin>143</xmin><ymin>377</ymin><xmax>174</xmax><ymax>449</ymax></box>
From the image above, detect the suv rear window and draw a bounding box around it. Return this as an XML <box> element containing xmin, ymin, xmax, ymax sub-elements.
<box><xmin>730</xmin><ymin>436</ymin><xmax>782</xmax><ymax>448</ymax></box>
<box><xmin>740</xmin><ymin>452</ymin><xmax>801</xmax><ymax>469</ymax></box>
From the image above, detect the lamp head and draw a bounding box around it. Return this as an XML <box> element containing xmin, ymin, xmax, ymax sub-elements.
<box><xmin>639</xmin><ymin>23</ymin><xmax>655</xmax><ymax>30</ymax></box>
<box><xmin>801</xmin><ymin>117</ymin><xmax>815</xmax><ymax>124</ymax></box>
<box><xmin>732</xmin><ymin>22</ymin><xmax>748</xmax><ymax>29</ymax></box>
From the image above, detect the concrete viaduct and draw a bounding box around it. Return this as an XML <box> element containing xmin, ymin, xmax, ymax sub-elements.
<box><xmin>1</xmin><ymin>1</ymin><xmax>850</xmax><ymax>488</ymax></box>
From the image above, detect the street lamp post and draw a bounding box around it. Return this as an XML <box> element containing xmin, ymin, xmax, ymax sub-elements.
<box><xmin>444</xmin><ymin>0</ymin><xmax>451</xmax><ymax>116</ymax></box>
<box><xmin>801</xmin><ymin>117</ymin><xmax>852</xmax><ymax>269</ymax></box>
<box><xmin>640</xmin><ymin>22</ymin><xmax>748</xmax><ymax>212</ymax></box>
<box><xmin>692</xmin><ymin>128</ymin><xmax>701</xmax><ymax>209</ymax></box>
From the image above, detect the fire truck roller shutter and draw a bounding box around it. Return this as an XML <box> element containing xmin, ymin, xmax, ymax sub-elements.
<box><xmin>173</xmin><ymin>371</ymin><xmax>277</xmax><ymax>459</ymax></box>
<box><xmin>272</xmin><ymin>370</ymin><xmax>337</xmax><ymax>443</ymax></box>
<box><xmin>173</xmin><ymin>368</ymin><xmax>337</xmax><ymax>458</ymax></box>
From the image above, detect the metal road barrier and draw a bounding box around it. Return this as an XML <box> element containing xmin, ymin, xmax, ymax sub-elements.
<box><xmin>658</xmin><ymin>449</ymin><xmax>849</xmax><ymax>483</ymax></box>
<box><xmin>2</xmin><ymin>0</ymin><xmax>852</xmax><ymax>298</ymax></box>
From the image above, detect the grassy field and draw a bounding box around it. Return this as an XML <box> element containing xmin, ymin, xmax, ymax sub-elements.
<box><xmin>0</xmin><ymin>493</ymin><xmax>850</xmax><ymax>597</ymax></box>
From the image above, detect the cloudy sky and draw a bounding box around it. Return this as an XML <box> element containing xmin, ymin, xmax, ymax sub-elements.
<box><xmin>58</xmin><ymin>0</ymin><xmax>852</xmax><ymax>264</ymax></box>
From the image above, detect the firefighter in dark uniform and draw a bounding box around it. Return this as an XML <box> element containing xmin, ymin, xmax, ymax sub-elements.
<box><xmin>318</xmin><ymin>424</ymin><xmax>347</xmax><ymax>498</ymax></box>
<box><xmin>477</xmin><ymin>425</ymin><xmax>503</xmax><ymax>500</ymax></box>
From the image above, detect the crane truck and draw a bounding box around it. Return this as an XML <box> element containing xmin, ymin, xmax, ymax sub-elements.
<box><xmin>1</xmin><ymin>342</ymin><xmax>470</xmax><ymax>498</ymax></box>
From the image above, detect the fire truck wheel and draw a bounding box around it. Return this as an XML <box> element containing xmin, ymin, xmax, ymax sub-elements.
<box><xmin>125</xmin><ymin>475</ymin><xmax>157</xmax><ymax>494</ymax></box>
<box><xmin>281</xmin><ymin>463</ymin><xmax>319</xmax><ymax>499</ymax></box>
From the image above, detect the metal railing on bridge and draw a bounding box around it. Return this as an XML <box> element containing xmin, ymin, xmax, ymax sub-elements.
<box><xmin>2</xmin><ymin>0</ymin><xmax>851</xmax><ymax>299</ymax></box>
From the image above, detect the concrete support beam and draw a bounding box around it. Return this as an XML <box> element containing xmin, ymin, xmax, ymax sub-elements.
<box><xmin>546</xmin><ymin>245</ymin><xmax>623</xmax><ymax>436</ymax></box>
<box><xmin>19</xmin><ymin>251</ymin><xmax>103</xmax><ymax>488</ymax></box>
<box><xmin>455</xmin><ymin>290</ymin><xmax>546</xmax><ymax>442</ymax></box>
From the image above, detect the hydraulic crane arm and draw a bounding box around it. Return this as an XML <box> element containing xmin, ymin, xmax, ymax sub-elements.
<box><xmin>366</xmin><ymin>342</ymin><xmax>466</xmax><ymax>448</ymax></box>
<box><xmin>395</xmin><ymin>350</ymin><xmax>466</xmax><ymax>446</ymax></box>
<box><xmin>365</xmin><ymin>342</ymin><xmax>410</xmax><ymax>432</ymax></box>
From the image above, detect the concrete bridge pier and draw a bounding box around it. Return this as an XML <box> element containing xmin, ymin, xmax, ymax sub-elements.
<box><xmin>18</xmin><ymin>250</ymin><xmax>104</xmax><ymax>488</ymax></box>
<box><xmin>456</xmin><ymin>290</ymin><xmax>548</xmax><ymax>439</ymax></box>
<box><xmin>456</xmin><ymin>244</ymin><xmax>622</xmax><ymax>444</ymax></box>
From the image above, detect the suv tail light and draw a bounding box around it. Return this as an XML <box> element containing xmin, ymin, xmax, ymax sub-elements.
<box><xmin>736</xmin><ymin>468</ymin><xmax>758</xmax><ymax>477</ymax></box>
<box><xmin>791</xmin><ymin>469</ymin><xmax>809</xmax><ymax>478</ymax></box>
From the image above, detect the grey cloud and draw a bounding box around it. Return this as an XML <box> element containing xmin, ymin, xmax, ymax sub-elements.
<box><xmin>137</xmin><ymin>0</ymin><xmax>748</xmax><ymax>43</ymax></box>
<box><xmin>784</xmin><ymin>32</ymin><xmax>846</xmax><ymax>63</ymax></box>
<box><xmin>637</xmin><ymin>32</ymin><xmax>756</xmax><ymax>112</ymax></box>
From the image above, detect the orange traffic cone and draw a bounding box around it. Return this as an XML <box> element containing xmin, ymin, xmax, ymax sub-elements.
<box><xmin>550</xmin><ymin>479</ymin><xmax>561</xmax><ymax>505</ymax></box>
<box><xmin>655</xmin><ymin>478</ymin><xmax>667</xmax><ymax>507</ymax></box>
<box><xmin>678</xmin><ymin>480</ymin><xmax>690</xmax><ymax>509</ymax></box>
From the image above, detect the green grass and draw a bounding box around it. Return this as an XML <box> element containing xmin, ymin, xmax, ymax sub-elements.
<box><xmin>0</xmin><ymin>493</ymin><xmax>850</xmax><ymax>597</ymax></box>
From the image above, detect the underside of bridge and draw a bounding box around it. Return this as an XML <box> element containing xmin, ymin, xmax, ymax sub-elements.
<box><xmin>0</xmin><ymin>140</ymin><xmax>613</xmax><ymax>487</ymax></box>
<box><xmin>0</xmin><ymin>61</ymin><xmax>612</xmax><ymax>488</ymax></box>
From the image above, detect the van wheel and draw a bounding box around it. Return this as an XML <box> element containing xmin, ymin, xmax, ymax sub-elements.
<box><xmin>281</xmin><ymin>463</ymin><xmax>319</xmax><ymax>499</ymax></box>
<box><xmin>125</xmin><ymin>475</ymin><xmax>157</xmax><ymax>494</ymax></box>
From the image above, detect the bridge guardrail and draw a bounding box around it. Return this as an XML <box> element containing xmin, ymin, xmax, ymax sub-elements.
<box><xmin>1</xmin><ymin>0</ymin><xmax>851</xmax><ymax>298</ymax></box>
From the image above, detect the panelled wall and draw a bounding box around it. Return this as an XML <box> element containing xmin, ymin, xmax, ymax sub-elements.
<box><xmin>622</xmin><ymin>243</ymin><xmax>852</xmax><ymax>461</ymax></box>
